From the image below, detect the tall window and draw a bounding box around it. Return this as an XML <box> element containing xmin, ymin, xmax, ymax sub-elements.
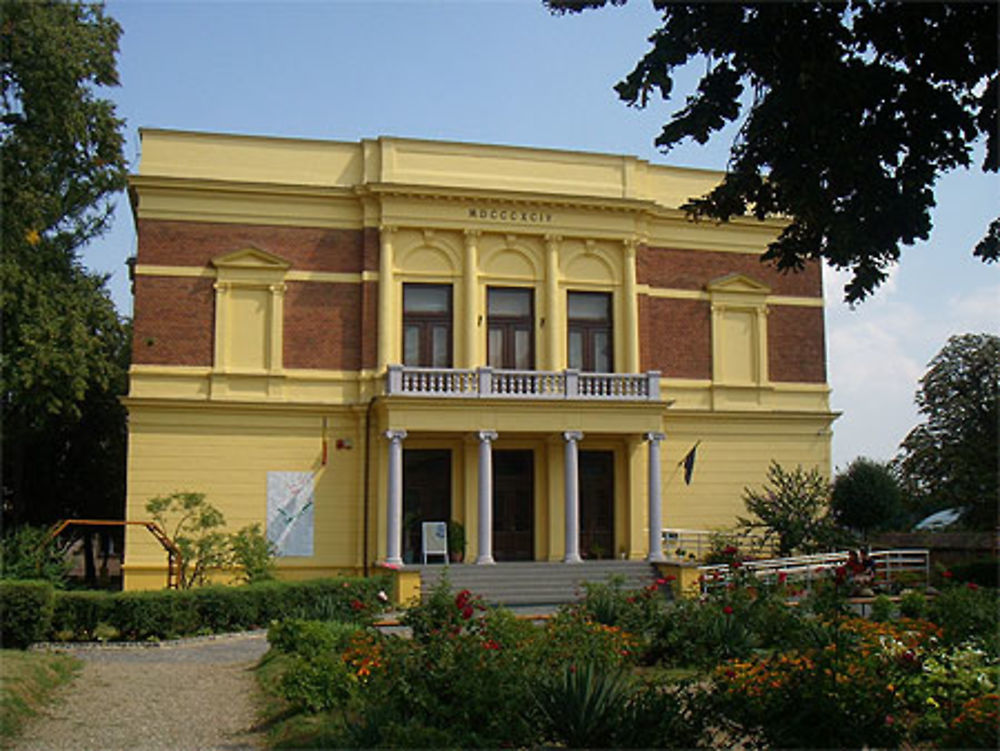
<box><xmin>487</xmin><ymin>287</ymin><xmax>534</xmax><ymax>370</ymax></box>
<box><xmin>403</xmin><ymin>284</ymin><xmax>452</xmax><ymax>367</ymax></box>
<box><xmin>568</xmin><ymin>291</ymin><xmax>612</xmax><ymax>372</ymax></box>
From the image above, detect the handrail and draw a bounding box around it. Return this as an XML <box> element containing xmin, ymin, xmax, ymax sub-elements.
<box><xmin>698</xmin><ymin>548</ymin><xmax>930</xmax><ymax>592</ymax></box>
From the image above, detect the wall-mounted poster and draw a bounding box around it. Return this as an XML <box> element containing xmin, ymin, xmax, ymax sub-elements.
<box><xmin>266</xmin><ymin>471</ymin><xmax>314</xmax><ymax>557</ymax></box>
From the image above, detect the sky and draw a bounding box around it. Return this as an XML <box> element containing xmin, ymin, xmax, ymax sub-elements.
<box><xmin>84</xmin><ymin>0</ymin><xmax>999</xmax><ymax>472</ymax></box>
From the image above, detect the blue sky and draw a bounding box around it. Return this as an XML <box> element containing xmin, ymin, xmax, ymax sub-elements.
<box><xmin>85</xmin><ymin>0</ymin><xmax>999</xmax><ymax>471</ymax></box>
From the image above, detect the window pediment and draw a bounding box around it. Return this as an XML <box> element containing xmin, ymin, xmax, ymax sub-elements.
<box><xmin>705</xmin><ymin>273</ymin><xmax>771</xmax><ymax>296</ymax></box>
<box><xmin>211</xmin><ymin>247</ymin><xmax>291</xmax><ymax>271</ymax></box>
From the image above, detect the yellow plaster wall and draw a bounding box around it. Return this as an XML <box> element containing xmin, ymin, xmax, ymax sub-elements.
<box><xmin>124</xmin><ymin>404</ymin><xmax>365</xmax><ymax>582</ymax></box>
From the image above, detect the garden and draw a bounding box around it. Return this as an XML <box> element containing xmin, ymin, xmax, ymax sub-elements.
<box><xmin>256</xmin><ymin>567</ymin><xmax>998</xmax><ymax>750</ymax></box>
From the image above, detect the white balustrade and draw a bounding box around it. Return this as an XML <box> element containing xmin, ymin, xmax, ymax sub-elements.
<box><xmin>386</xmin><ymin>365</ymin><xmax>661</xmax><ymax>401</ymax></box>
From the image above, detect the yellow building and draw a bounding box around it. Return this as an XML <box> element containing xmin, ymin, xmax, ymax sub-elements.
<box><xmin>123</xmin><ymin>129</ymin><xmax>835</xmax><ymax>589</ymax></box>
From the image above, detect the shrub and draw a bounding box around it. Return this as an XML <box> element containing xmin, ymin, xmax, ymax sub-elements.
<box><xmin>899</xmin><ymin>589</ymin><xmax>927</xmax><ymax>619</ymax></box>
<box><xmin>533</xmin><ymin>662</ymin><xmax>634</xmax><ymax>749</ymax></box>
<box><xmin>51</xmin><ymin>591</ymin><xmax>110</xmax><ymax>640</ymax></box>
<box><xmin>43</xmin><ymin>575</ymin><xmax>388</xmax><ymax>642</ymax></box>
<box><xmin>870</xmin><ymin>594</ymin><xmax>894</xmax><ymax>622</ymax></box>
<box><xmin>279</xmin><ymin>651</ymin><xmax>356</xmax><ymax>713</ymax></box>
<box><xmin>0</xmin><ymin>581</ymin><xmax>54</xmax><ymax>648</ymax></box>
<box><xmin>0</xmin><ymin>526</ymin><xmax>71</xmax><ymax>585</ymax></box>
<box><xmin>267</xmin><ymin>618</ymin><xmax>362</xmax><ymax>658</ymax></box>
<box><xmin>928</xmin><ymin>583</ymin><xmax>999</xmax><ymax>654</ymax></box>
<box><xmin>228</xmin><ymin>523</ymin><xmax>276</xmax><ymax>583</ymax></box>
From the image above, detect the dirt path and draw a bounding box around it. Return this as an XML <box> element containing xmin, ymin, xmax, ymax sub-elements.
<box><xmin>15</xmin><ymin>633</ymin><xmax>269</xmax><ymax>751</ymax></box>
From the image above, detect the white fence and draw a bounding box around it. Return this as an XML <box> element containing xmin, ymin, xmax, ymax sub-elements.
<box><xmin>386</xmin><ymin>365</ymin><xmax>660</xmax><ymax>401</ymax></box>
<box><xmin>661</xmin><ymin>528</ymin><xmax>774</xmax><ymax>561</ymax></box>
<box><xmin>698</xmin><ymin>548</ymin><xmax>931</xmax><ymax>592</ymax></box>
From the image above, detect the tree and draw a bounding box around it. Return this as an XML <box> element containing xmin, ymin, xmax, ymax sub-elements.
<box><xmin>1</xmin><ymin>2</ymin><xmax>130</xmax><ymax>533</ymax></box>
<box><xmin>545</xmin><ymin>1</ymin><xmax>998</xmax><ymax>303</ymax></box>
<box><xmin>738</xmin><ymin>462</ymin><xmax>839</xmax><ymax>557</ymax></box>
<box><xmin>146</xmin><ymin>492</ymin><xmax>231</xmax><ymax>589</ymax></box>
<box><xmin>831</xmin><ymin>457</ymin><xmax>902</xmax><ymax>536</ymax></box>
<box><xmin>895</xmin><ymin>334</ymin><xmax>999</xmax><ymax>531</ymax></box>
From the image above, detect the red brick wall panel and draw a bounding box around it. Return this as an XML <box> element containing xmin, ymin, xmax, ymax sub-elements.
<box><xmin>132</xmin><ymin>276</ymin><xmax>214</xmax><ymax>366</ymax></box>
<box><xmin>639</xmin><ymin>296</ymin><xmax>711</xmax><ymax>379</ymax></box>
<box><xmin>361</xmin><ymin>281</ymin><xmax>378</xmax><ymax>370</ymax></box>
<box><xmin>137</xmin><ymin>220</ymin><xmax>365</xmax><ymax>273</ymax></box>
<box><xmin>284</xmin><ymin>282</ymin><xmax>363</xmax><ymax>370</ymax></box>
<box><xmin>638</xmin><ymin>246</ymin><xmax>822</xmax><ymax>298</ymax></box>
<box><xmin>768</xmin><ymin>306</ymin><xmax>827</xmax><ymax>383</ymax></box>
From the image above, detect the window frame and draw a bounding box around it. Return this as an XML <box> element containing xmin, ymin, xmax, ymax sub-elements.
<box><xmin>567</xmin><ymin>290</ymin><xmax>613</xmax><ymax>373</ymax></box>
<box><xmin>487</xmin><ymin>286</ymin><xmax>535</xmax><ymax>371</ymax></box>
<box><xmin>402</xmin><ymin>283</ymin><xmax>453</xmax><ymax>368</ymax></box>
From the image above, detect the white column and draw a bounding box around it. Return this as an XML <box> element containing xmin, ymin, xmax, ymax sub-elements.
<box><xmin>476</xmin><ymin>430</ymin><xmax>498</xmax><ymax>564</ymax></box>
<box><xmin>384</xmin><ymin>429</ymin><xmax>407</xmax><ymax>566</ymax></box>
<box><xmin>645</xmin><ymin>431</ymin><xmax>666</xmax><ymax>562</ymax></box>
<box><xmin>563</xmin><ymin>430</ymin><xmax>583</xmax><ymax>563</ymax></box>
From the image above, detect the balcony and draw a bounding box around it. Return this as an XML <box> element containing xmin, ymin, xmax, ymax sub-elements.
<box><xmin>386</xmin><ymin>365</ymin><xmax>661</xmax><ymax>401</ymax></box>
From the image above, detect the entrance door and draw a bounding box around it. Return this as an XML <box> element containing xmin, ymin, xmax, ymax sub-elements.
<box><xmin>402</xmin><ymin>449</ymin><xmax>451</xmax><ymax>563</ymax></box>
<box><xmin>493</xmin><ymin>450</ymin><xmax>534</xmax><ymax>561</ymax></box>
<box><xmin>580</xmin><ymin>450</ymin><xmax>614</xmax><ymax>559</ymax></box>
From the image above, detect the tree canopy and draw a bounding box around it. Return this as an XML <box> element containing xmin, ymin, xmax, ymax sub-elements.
<box><xmin>895</xmin><ymin>333</ymin><xmax>999</xmax><ymax>531</ymax></box>
<box><xmin>831</xmin><ymin>457</ymin><xmax>902</xmax><ymax>536</ymax></box>
<box><xmin>545</xmin><ymin>1</ymin><xmax>998</xmax><ymax>302</ymax></box>
<box><xmin>1</xmin><ymin>1</ymin><xmax>130</xmax><ymax>530</ymax></box>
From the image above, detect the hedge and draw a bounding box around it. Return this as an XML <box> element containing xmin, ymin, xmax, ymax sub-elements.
<box><xmin>0</xmin><ymin>580</ymin><xmax>55</xmax><ymax>648</ymax></box>
<box><xmin>3</xmin><ymin>575</ymin><xmax>389</xmax><ymax>647</ymax></box>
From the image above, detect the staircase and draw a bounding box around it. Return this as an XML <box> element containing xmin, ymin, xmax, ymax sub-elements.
<box><xmin>412</xmin><ymin>560</ymin><xmax>660</xmax><ymax>607</ymax></box>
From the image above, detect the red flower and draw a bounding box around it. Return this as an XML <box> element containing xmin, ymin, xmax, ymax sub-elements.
<box><xmin>455</xmin><ymin>589</ymin><xmax>472</xmax><ymax>609</ymax></box>
<box><xmin>664</xmin><ymin>574</ymin><xmax>677</xmax><ymax>582</ymax></box>
<box><xmin>777</xmin><ymin>572</ymin><xmax>788</xmax><ymax>584</ymax></box>
<box><xmin>461</xmin><ymin>605</ymin><xmax>474</xmax><ymax>620</ymax></box>
<box><xmin>942</xmin><ymin>570</ymin><xmax>954</xmax><ymax>579</ymax></box>
<box><xmin>885</xmin><ymin>714</ymin><xmax>895</xmax><ymax>727</ymax></box>
<box><xmin>967</xmin><ymin>581</ymin><xmax>979</xmax><ymax>591</ymax></box>
<box><xmin>732</xmin><ymin>560</ymin><xmax>742</xmax><ymax>570</ymax></box>
<box><xmin>350</xmin><ymin>598</ymin><xmax>364</xmax><ymax>611</ymax></box>
<box><xmin>723</xmin><ymin>605</ymin><xmax>734</xmax><ymax>615</ymax></box>
<box><xmin>483</xmin><ymin>639</ymin><xmax>500</xmax><ymax>650</ymax></box>
<box><xmin>656</xmin><ymin>577</ymin><xmax>668</xmax><ymax>585</ymax></box>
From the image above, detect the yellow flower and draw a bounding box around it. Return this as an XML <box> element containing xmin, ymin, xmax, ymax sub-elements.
<box><xmin>25</xmin><ymin>229</ymin><xmax>40</xmax><ymax>246</ymax></box>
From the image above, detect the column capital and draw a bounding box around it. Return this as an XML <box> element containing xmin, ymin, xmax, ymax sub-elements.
<box><xmin>545</xmin><ymin>233</ymin><xmax>562</xmax><ymax>247</ymax></box>
<box><xmin>463</xmin><ymin>228</ymin><xmax>481</xmax><ymax>240</ymax></box>
<box><xmin>563</xmin><ymin>430</ymin><xmax>584</xmax><ymax>443</ymax></box>
<box><xmin>384</xmin><ymin>429</ymin><xmax>407</xmax><ymax>442</ymax></box>
<box><xmin>477</xmin><ymin>430</ymin><xmax>498</xmax><ymax>443</ymax></box>
<box><xmin>644</xmin><ymin>431</ymin><xmax>666</xmax><ymax>443</ymax></box>
<box><xmin>379</xmin><ymin>224</ymin><xmax>397</xmax><ymax>235</ymax></box>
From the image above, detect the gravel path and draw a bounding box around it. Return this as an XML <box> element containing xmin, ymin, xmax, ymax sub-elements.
<box><xmin>15</xmin><ymin>633</ymin><xmax>269</xmax><ymax>751</ymax></box>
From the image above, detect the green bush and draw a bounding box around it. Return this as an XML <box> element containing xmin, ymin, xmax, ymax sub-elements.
<box><xmin>267</xmin><ymin>618</ymin><xmax>362</xmax><ymax>658</ymax></box>
<box><xmin>946</xmin><ymin>559</ymin><xmax>999</xmax><ymax>589</ymax></box>
<box><xmin>928</xmin><ymin>584</ymin><xmax>999</xmax><ymax>654</ymax></box>
<box><xmin>51</xmin><ymin>591</ymin><xmax>110</xmax><ymax>640</ymax></box>
<box><xmin>42</xmin><ymin>575</ymin><xmax>388</xmax><ymax>643</ymax></box>
<box><xmin>279</xmin><ymin>652</ymin><xmax>356</xmax><ymax>713</ymax></box>
<box><xmin>0</xmin><ymin>526</ymin><xmax>71</xmax><ymax>585</ymax></box>
<box><xmin>0</xmin><ymin>581</ymin><xmax>55</xmax><ymax>648</ymax></box>
<box><xmin>899</xmin><ymin>589</ymin><xmax>927</xmax><ymax>619</ymax></box>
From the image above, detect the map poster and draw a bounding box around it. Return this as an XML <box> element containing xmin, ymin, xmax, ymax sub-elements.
<box><xmin>266</xmin><ymin>471</ymin><xmax>315</xmax><ymax>557</ymax></box>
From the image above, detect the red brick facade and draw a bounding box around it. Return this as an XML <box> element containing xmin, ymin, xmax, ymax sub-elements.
<box><xmin>136</xmin><ymin>220</ymin><xmax>372</xmax><ymax>273</ymax></box>
<box><xmin>768</xmin><ymin>306</ymin><xmax>827</xmax><ymax>383</ymax></box>
<box><xmin>638</xmin><ymin>245</ymin><xmax>822</xmax><ymax>298</ymax></box>
<box><xmin>132</xmin><ymin>276</ymin><xmax>215</xmax><ymax>366</ymax></box>
<box><xmin>284</xmin><ymin>282</ymin><xmax>364</xmax><ymax>371</ymax></box>
<box><xmin>638</xmin><ymin>296</ymin><xmax>712</xmax><ymax>379</ymax></box>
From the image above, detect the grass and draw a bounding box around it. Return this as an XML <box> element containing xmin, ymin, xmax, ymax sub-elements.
<box><xmin>0</xmin><ymin>649</ymin><xmax>81</xmax><ymax>748</ymax></box>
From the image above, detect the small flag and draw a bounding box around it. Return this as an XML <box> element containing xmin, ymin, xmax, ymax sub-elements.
<box><xmin>682</xmin><ymin>443</ymin><xmax>698</xmax><ymax>485</ymax></box>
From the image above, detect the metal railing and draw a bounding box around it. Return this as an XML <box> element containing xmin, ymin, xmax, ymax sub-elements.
<box><xmin>661</xmin><ymin>528</ymin><xmax>775</xmax><ymax>561</ymax></box>
<box><xmin>386</xmin><ymin>365</ymin><xmax>661</xmax><ymax>401</ymax></box>
<box><xmin>698</xmin><ymin>548</ymin><xmax>931</xmax><ymax>592</ymax></box>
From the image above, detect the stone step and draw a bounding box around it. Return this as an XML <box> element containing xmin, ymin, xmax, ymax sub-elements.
<box><xmin>412</xmin><ymin>561</ymin><xmax>659</xmax><ymax>606</ymax></box>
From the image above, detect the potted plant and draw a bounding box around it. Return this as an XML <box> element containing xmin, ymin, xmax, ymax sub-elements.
<box><xmin>447</xmin><ymin>520</ymin><xmax>465</xmax><ymax>563</ymax></box>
